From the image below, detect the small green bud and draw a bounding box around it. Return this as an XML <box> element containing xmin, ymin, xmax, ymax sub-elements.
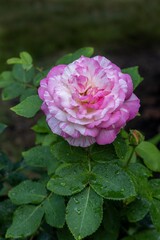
<box><xmin>129</xmin><ymin>130</ymin><xmax>144</xmax><ymax>146</ymax></box>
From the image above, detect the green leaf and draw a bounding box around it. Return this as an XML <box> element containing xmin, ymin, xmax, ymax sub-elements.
<box><xmin>122</xmin><ymin>230</ymin><xmax>160</xmax><ymax>240</ymax></box>
<box><xmin>32</xmin><ymin>117</ymin><xmax>50</xmax><ymax>133</ymax></box>
<box><xmin>0</xmin><ymin>123</ymin><xmax>7</xmax><ymax>134</ymax></box>
<box><xmin>25</xmin><ymin>67</ymin><xmax>35</xmax><ymax>82</ymax></box>
<box><xmin>47</xmin><ymin>163</ymin><xmax>89</xmax><ymax>196</ymax></box>
<box><xmin>122</xmin><ymin>66</ymin><xmax>143</xmax><ymax>89</ymax></box>
<box><xmin>149</xmin><ymin>179</ymin><xmax>160</xmax><ymax>200</ymax></box>
<box><xmin>20</xmin><ymin>51</ymin><xmax>33</xmax><ymax>70</ymax></box>
<box><xmin>52</xmin><ymin>141</ymin><xmax>88</xmax><ymax>163</ymax></box>
<box><xmin>43</xmin><ymin>193</ymin><xmax>65</xmax><ymax>228</ymax></box>
<box><xmin>23</xmin><ymin>145</ymin><xmax>54</xmax><ymax>168</ymax></box>
<box><xmin>150</xmin><ymin>198</ymin><xmax>160</xmax><ymax>232</ymax></box>
<box><xmin>7</xmin><ymin>57</ymin><xmax>22</xmax><ymax>65</ymax></box>
<box><xmin>90</xmin><ymin>144</ymin><xmax>117</xmax><ymax>162</ymax></box>
<box><xmin>33</xmin><ymin>70</ymin><xmax>49</xmax><ymax>87</ymax></box>
<box><xmin>0</xmin><ymin>71</ymin><xmax>14</xmax><ymax>88</ymax></box>
<box><xmin>56</xmin><ymin>53</ymin><xmax>73</xmax><ymax>65</ymax></box>
<box><xmin>2</xmin><ymin>82</ymin><xmax>25</xmax><ymax>100</ymax></box>
<box><xmin>20</xmin><ymin>88</ymin><xmax>37</xmax><ymax>101</ymax></box>
<box><xmin>66</xmin><ymin>187</ymin><xmax>103</xmax><ymax>240</ymax></box>
<box><xmin>6</xmin><ymin>205</ymin><xmax>44</xmax><ymax>238</ymax></box>
<box><xmin>136</xmin><ymin>141</ymin><xmax>160</xmax><ymax>171</ymax></box>
<box><xmin>72</xmin><ymin>47</ymin><xmax>94</xmax><ymax>60</ymax></box>
<box><xmin>12</xmin><ymin>64</ymin><xmax>26</xmax><ymax>82</ymax></box>
<box><xmin>90</xmin><ymin>163</ymin><xmax>136</xmax><ymax>200</ymax></box>
<box><xmin>56</xmin><ymin>47</ymin><xmax>94</xmax><ymax>65</ymax></box>
<box><xmin>11</xmin><ymin>95</ymin><xmax>42</xmax><ymax>118</ymax></box>
<box><xmin>12</xmin><ymin>64</ymin><xmax>35</xmax><ymax>83</ymax></box>
<box><xmin>127</xmin><ymin>163</ymin><xmax>152</xmax><ymax>200</ymax></box>
<box><xmin>8</xmin><ymin>180</ymin><xmax>47</xmax><ymax>205</ymax></box>
<box><xmin>42</xmin><ymin>133</ymin><xmax>57</xmax><ymax>146</ymax></box>
<box><xmin>126</xmin><ymin>197</ymin><xmax>150</xmax><ymax>222</ymax></box>
<box><xmin>113</xmin><ymin>133</ymin><xmax>128</xmax><ymax>160</ymax></box>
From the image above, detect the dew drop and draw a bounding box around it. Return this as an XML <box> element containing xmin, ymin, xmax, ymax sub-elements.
<box><xmin>74</xmin><ymin>207</ymin><xmax>81</xmax><ymax>215</ymax></box>
<box><xmin>73</xmin><ymin>197</ymin><xmax>79</xmax><ymax>204</ymax></box>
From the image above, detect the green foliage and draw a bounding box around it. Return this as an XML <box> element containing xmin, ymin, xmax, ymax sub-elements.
<box><xmin>2</xmin><ymin>82</ymin><xmax>25</xmax><ymax>100</ymax></box>
<box><xmin>52</xmin><ymin>141</ymin><xmax>88</xmax><ymax>163</ymax></box>
<box><xmin>90</xmin><ymin>163</ymin><xmax>136</xmax><ymax>200</ymax></box>
<box><xmin>136</xmin><ymin>141</ymin><xmax>160</xmax><ymax>171</ymax></box>
<box><xmin>47</xmin><ymin>163</ymin><xmax>89</xmax><ymax>196</ymax></box>
<box><xmin>0</xmin><ymin>71</ymin><xmax>14</xmax><ymax>88</ymax></box>
<box><xmin>90</xmin><ymin>144</ymin><xmax>117</xmax><ymax>162</ymax></box>
<box><xmin>126</xmin><ymin>197</ymin><xmax>150</xmax><ymax>222</ymax></box>
<box><xmin>150</xmin><ymin>199</ymin><xmax>160</xmax><ymax>232</ymax></box>
<box><xmin>113</xmin><ymin>133</ymin><xmax>129</xmax><ymax>161</ymax></box>
<box><xmin>8</xmin><ymin>180</ymin><xmax>47</xmax><ymax>205</ymax></box>
<box><xmin>56</xmin><ymin>47</ymin><xmax>94</xmax><ymax>65</ymax></box>
<box><xmin>7</xmin><ymin>51</ymin><xmax>33</xmax><ymax>70</ymax></box>
<box><xmin>11</xmin><ymin>95</ymin><xmax>42</xmax><ymax>118</ymax></box>
<box><xmin>122</xmin><ymin>66</ymin><xmax>143</xmax><ymax>89</ymax></box>
<box><xmin>5</xmin><ymin>205</ymin><xmax>44</xmax><ymax>238</ymax></box>
<box><xmin>43</xmin><ymin>193</ymin><xmax>65</xmax><ymax>228</ymax></box>
<box><xmin>66</xmin><ymin>187</ymin><xmax>103</xmax><ymax>240</ymax></box>
<box><xmin>0</xmin><ymin>49</ymin><xmax>160</xmax><ymax>240</ymax></box>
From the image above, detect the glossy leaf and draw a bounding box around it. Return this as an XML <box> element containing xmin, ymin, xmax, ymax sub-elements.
<box><xmin>136</xmin><ymin>141</ymin><xmax>160</xmax><ymax>171</ymax></box>
<box><xmin>11</xmin><ymin>95</ymin><xmax>42</xmax><ymax>118</ymax></box>
<box><xmin>113</xmin><ymin>133</ymin><xmax>128</xmax><ymax>160</ymax></box>
<box><xmin>90</xmin><ymin>163</ymin><xmax>136</xmax><ymax>200</ymax></box>
<box><xmin>43</xmin><ymin>193</ymin><xmax>65</xmax><ymax>228</ymax></box>
<box><xmin>126</xmin><ymin>197</ymin><xmax>150</xmax><ymax>222</ymax></box>
<box><xmin>149</xmin><ymin>179</ymin><xmax>160</xmax><ymax>200</ymax></box>
<box><xmin>6</xmin><ymin>205</ymin><xmax>44</xmax><ymax>238</ymax></box>
<box><xmin>47</xmin><ymin>163</ymin><xmax>89</xmax><ymax>196</ymax></box>
<box><xmin>122</xmin><ymin>66</ymin><xmax>143</xmax><ymax>89</ymax></box>
<box><xmin>8</xmin><ymin>180</ymin><xmax>47</xmax><ymax>205</ymax></box>
<box><xmin>90</xmin><ymin>144</ymin><xmax>117</xmax><ymax>162</ymax></box>
<box><xmin>150</xmin><ymin>198</ymin><xmax>160</xmax><ymax>232</ymax></box>
<box><xmin>66</xmin><ymin>187</ymin><xmax>103</xmax><ymax>240</ymax></box>
<box><xmin>23</xmin><ymin>145</ymin><xmax>54</xmax><ymax>168</ymax></box>
<box><xmin>126</xmin><ymin>163</ymin><xmax>152</xmax><ymax>200</ymax></box>
<box><xmin>52</xmin><ymin>141</ymin><xmax>88</xmax><ymax>163</ymax></box>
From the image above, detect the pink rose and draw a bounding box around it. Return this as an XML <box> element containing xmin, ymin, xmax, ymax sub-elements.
<box><xmin>38</xmin><ymin>56</ymin><xmax>140</xmax><ymax>147</ymax></box>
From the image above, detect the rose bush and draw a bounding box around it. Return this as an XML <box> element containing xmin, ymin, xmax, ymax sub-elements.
<box><xmin>38</xmin><ymin>56</ymin><xmax>140</xmax><ymax>147</ymax></box>
<box><xmin>1</xmin><ymin>48</ymin><xmax>160</xmax><ymax>240</ymax></box>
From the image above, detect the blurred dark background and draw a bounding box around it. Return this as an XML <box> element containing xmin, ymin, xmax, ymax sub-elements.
<box><xmin>0</xmin><ymin>0</ymin><xmax>160</xmax><ymax>159</ymax></box>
